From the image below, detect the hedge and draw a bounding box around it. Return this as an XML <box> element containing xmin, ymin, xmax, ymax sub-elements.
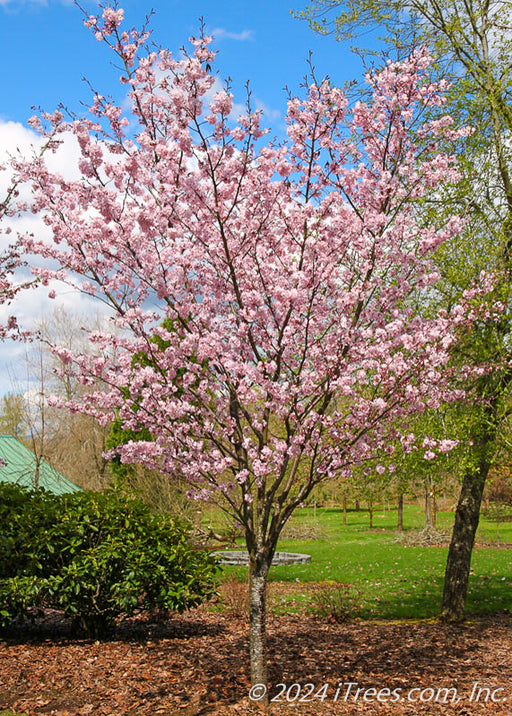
<box><xmin>0</xmin><ymin>484</ymin><xmax>218</xmax><ymax>635</ymax></box>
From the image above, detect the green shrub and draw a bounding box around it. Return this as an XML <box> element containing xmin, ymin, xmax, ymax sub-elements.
<box><xmin>0</xmin><ymin>575</ymin><xmax>45</xmax><ymax>626</ymax></box>
<box><xmin>0</xmin><ymin>484</ymin><xmax>65</xmax><ymax>578</ymax></box>
<box><xmin>0</xmin><ymin>484</ymin><xmax>219</xmax><ymax>635</ymax></box>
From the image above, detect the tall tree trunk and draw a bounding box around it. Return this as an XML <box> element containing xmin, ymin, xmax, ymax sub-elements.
<box><xmin>441</xmin><ymin>408</ymin><xmax>497</xmax><ymax>622</ymax></box>
<box><xmin>34</xmin><ymin>458</ymin><xmax>40</xmax><ymax>491</ymax></box>
<box><xmin>368</xmin><ymin>500</ymin><xmax>373</xmax><ymax>528</ymax></box>
<box><xmin>441</xmin><ymin>465</ymin><xmax>489</xmax><ymax>621</ymax></box>
<box><xmin>397</xmin><ymin>493</ymin><xmax>404</xmax><ymax>532</ymax></box>
<box><xmin>424</xmin><ymin>485</ymin><xmax>435</xmax><ymax>529</ymax></box>
<box><xmin>248</xmin><ymin>553</ymin><xmax>271</xmax><ymax>692</ymax></box>
<box><xmin>342</xmin><ymin>493</ymin><xmax>347</xmax><ymax>526</ymax></box>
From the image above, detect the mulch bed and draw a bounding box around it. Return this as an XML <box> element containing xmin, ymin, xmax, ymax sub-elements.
<box><xmin>1</xmin><ymin>607</ymin><xmax>511</xmax><ymax>715</ymax></box>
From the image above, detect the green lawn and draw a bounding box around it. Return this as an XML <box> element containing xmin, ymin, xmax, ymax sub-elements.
<box><xmin>217</xmin><ymin>504</ymin><xmax>512</xmax><ymax>620</ymax></box>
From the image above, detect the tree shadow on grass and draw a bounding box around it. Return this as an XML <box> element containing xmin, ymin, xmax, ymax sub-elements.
<box><xmin>355</xmin><ymin>572</ymin><xmax>511</xmax><ymax>621</ymax></box>
<box><xmin>466</xmin><ymin>574</ymin><xmax>512</xmax><ymax>615</ymax></box>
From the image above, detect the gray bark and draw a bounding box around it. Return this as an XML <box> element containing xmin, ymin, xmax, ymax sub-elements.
<box><xmin>248</xmin><ymin>553</ymin><xmax>271</xmax><ymax>692</ymax></box>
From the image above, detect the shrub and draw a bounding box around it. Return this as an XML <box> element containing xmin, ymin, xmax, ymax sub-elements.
<box><xmin>218</xmin><ymin>574</ymin><xmax>249</xmax><ymax>617</ymax></box>
<box><xmin>0</xmin><ymin>484</ymin><xmax>65</xmax><ymax>579</ymax></box>
<box><xmin>0</xmin><ymin>484</ymin><xmax>219</xmax><ymax>635</ymax></box>
<box><xmin>309</xmin><ymin>582</ymin><xmax>357</xmax><ymax>622</ymax></box>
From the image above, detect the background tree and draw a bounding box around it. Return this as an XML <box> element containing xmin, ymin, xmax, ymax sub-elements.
<box><xmin>2</xmin><ymin>5</ymin><xmax>481</xmax><ymax>689</ymax></box>
<box><xmin>389</xmin><ymin>408</ymin><xmax>463</xmax><ymax>532</ymax></box>
<box><xmin>485</xmin><ymin>470</ymin><xmax>512</xmax><ymax>541</ymax></box>
<box><xmin>350</xmin><ymin>463</ymin><xmax>394</xmax><ymax>528</ymax></box>
<box><xmin>298</xmin><ymin>0</ymin><xmax>512</xmax><ymax>622</ymax></box>
<box><xmin>4</xmin><ymin>308</ymin><xmax>115</xmax><ymax>490</ymax></box>
<box><xmin>0</xmin><ymin>392</ymin><xmax>26</xmax><ymax>440</ymax></box>
<box><xmin>39</xmin><ymin>308</ymin><xmax>116</xmax><ymax>489</ymax></box>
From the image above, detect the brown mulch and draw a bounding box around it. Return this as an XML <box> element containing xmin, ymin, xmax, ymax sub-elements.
<box><xmin>1</xmin><ymin>608</ymin><xmax>511</xmax><ymax>716</ymax></box>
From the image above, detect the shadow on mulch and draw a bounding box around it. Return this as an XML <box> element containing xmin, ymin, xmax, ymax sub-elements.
<box><xmin>267</xmin><ymin>614</ymin><xmax>478</xmax><ymax>683</ymax></box>
<box><xmin>0</xmin><ymin>608</ymin><xmax>226</xmax><ymax>645</ymax></box>
<box><xmin>1</xmin><ymin>611</ymin><xmax>511</xmax><ymax>714</ymax></box>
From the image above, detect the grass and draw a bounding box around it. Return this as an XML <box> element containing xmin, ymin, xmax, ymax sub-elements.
<box><xmin>215</xmin><ymin>503</ymin><xmax>512</xmax><ymax>621</ymax></box>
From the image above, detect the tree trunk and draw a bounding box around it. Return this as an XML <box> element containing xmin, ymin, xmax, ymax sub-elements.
<box><xmin>441</xmin><ymin>465</ymin><xmax>488</xmax><ymax>621</ymax></box>
<box><xmin>424</xmin><ymin>484</ymin><xmax>435</xmax><ymax>529</ymax></box>
<box><xmin>441</xmin><ymin>408</ymin><xmax>497</xmax><ymax>622</ymax></box>
<box><xmin>342</xmin><ymin>494</ymin><xmax>347</xmax><ymax>526</ymax></box>
<box><xmin>34</xmin><ymin>459</ymin><xmax>40</xmax><ymax>491</ymax></box>
<box><xmin>397</xmin><ymin>493</ymin><xmax>404</xmax><ymax>532</ymax></box>
<box><xmin>368</xmin><ymin>500</ymin><xmax>373</xmax><ymax>528</ymax></box>
<box><xmin>248</xmin><ymin>554</ymin><xmax>271</xmax><ymax>692</ymax></box>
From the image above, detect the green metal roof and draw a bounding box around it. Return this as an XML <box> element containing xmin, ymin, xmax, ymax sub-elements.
<box><xmin>0</xmin><ymin>435</ymin><xmax>82</xmax><ymax>495</ymax></box>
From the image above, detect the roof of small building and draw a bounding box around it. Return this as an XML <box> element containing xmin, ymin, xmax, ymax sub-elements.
<box><xmin>0</xmin><ymin>434</ymin><xmax>82</xmax><ymax>495</ymax></box>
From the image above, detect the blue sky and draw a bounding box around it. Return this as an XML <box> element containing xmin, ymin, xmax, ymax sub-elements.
<box><xmin>1</xmin><ymin>0</ymin><xmax>369</xmax><ymax>130</ymax></box>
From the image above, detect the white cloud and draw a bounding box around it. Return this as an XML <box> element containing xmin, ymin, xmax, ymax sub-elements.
<box><xmin>254</xmin><ymin>99</ymin><xmax>281</xmax><ymax>123</ymax></box>
<box><xmin>0</xmin><ymin>119</ymin><xmax>114</xmax><ymax>396</ymax></box>
<box><xmin>0</xmin><ymin>121</ymin><xmax>40</xmax><ymax>194</ymax></box>
<box><xmin>0</xmin><ymin>282</ymin><xmax>112</xmax><ymax>395</ymax></box>
<box><xmin>210</xmin><ymin>27</ymin><xmax>253</xmax><ymax>42</ymax></box>
<box><xmin>0</xmin><ymin>121</ymin><xmax>82</xmax><ymax>196</ymax></box>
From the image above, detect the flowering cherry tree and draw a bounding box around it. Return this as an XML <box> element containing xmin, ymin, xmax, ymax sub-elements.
<box><xmin>3</xmin><ymin>5</ymin><xmax>474</xmax><ymax>688</ymax></box>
